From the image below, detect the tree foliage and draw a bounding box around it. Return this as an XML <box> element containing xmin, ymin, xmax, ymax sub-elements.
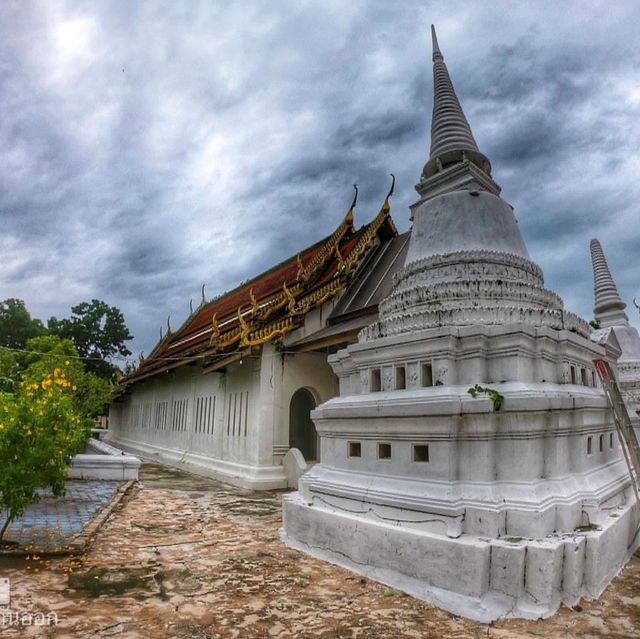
<box><xmin>0</xmin><ymin>299</ymin><xmax>130</xmax><ymax>544</ymax></box>
<box><xmin>0</xmin><ymin>366</ymin><xmax>92</xmax><ymax>542</ymax></box>
<box><xmin>0</xmin><ymin>298</ymin><xmax>46</xmax><ymax>350</ymax></box>
<box><xmin>21</xmin><ymin>336</ymin><xmax>112</xmax><ymax>418</ymax></box>
<box><xmin>48</xmin><ymin>299</ymin><xmax>133</xmax><ymax>380</ymax></box>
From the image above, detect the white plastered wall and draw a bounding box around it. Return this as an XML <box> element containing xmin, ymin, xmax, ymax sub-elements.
<box><xmin>108</xmin><ymin>342</ymin><xmax>339</xmax><ymax>488</ymax></box>
<box><xmin>257</xmin><ymin>342</ymin><xmax>339</xmax><ymax>467</ymax></box>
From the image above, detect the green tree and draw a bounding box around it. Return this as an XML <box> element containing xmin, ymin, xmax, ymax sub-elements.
<box><xmin>48</xmin><ymin>299</ymin><xmax>133</xmax><ymax>380</ymax></box>
<box><xmin>19</xmin><ymin>335</ymin><xmax>112</xmax><ymax>418</ymax></box>
<box><xmin>0</xmin><ymin>366</ymin><xmax>91</xmax><ymax>542</ymax></box>
<box><xmin>0</xmin><ymin>348</ymin><xmax>20</xmax><ymax>394</ymax></box>
<box><xmin>0</xmin><ymin>298</ymin><xmax>46</xmax><ymax>350</ymax></box>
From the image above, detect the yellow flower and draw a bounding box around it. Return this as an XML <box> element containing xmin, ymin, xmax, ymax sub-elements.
<box><xmin>0</xmin><ymin>424</ymin><xmax>4</xmax><ymax>430</ymax></box>
<box><xmin>72</xmin><ymin>385</ymin><xmax>77</xmax><ymax>391</ymax></box>
<box><xmin>65</xmin><ymin>360</ymin><xmax>70</xmax><ymax>365</ymax></box>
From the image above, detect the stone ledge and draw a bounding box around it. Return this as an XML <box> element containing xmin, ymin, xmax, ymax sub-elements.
<box><xmin>281</xmin><ymin>491</ymin><xmax>639</xmax><ymax>622</ymax></box>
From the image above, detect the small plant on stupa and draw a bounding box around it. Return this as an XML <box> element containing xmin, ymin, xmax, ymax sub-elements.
<box><xmin>0</xmin><ymin>365</ymin><xmax>92</xmax><ymax>542</ymax></box>
<box><xmin>467</xmin><ymin>384</ymin><xmax>504</xmax><ymax>411</ymax></box>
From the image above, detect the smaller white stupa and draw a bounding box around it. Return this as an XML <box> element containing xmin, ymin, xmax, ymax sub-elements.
<box><xmin>590</xmin><ymin>238</ymin><xmax>640</xmax><ymax>416</ymax></box>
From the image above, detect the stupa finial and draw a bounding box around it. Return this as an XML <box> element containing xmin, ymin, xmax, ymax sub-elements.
<box><xmin>418</xmin><ymin>25</ymin><xmax>495</xmax><ymax>191</ymax></box>
<box><xmin>590</xmin><ymin>238</ymin><xmax>629</xmax><ymax>327</ymax></box>
<box><xmin>431</xmin><ymin>24</ymin><xmax>442</xmax><ymax>62</ymax></box>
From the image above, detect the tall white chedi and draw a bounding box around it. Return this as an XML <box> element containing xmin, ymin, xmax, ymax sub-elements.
<box><xmin>590</xmin><ymin>238</ymin><xmax>640</xmax><ymax>415</ymax></box>
<box><xmin>282</xmin><ymin>27</ymin><xmax>639</xmax><ymax>622</ymax></box>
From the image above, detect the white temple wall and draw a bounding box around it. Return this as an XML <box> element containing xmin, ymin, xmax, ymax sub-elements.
<box><xmin>259</xmin><ymin>342</ymin><xmax>339</xmax><ymax>466</ymax></box>
<box><xmin>108</xmin><ymin>344</ymin><xmax>339</xmax><ymax>488</ymax></box>
<box><xmin>108</xmin><ymin>366</ymin><xmax>225</xmax><ymax>461</ymax></box>
<box><xmin>220</xmin><ymin>358</ymin><xmax>261</xmax><ymax>465</ymax></box>
<box><xmin>107</xmin><ymin>356</ymin><xmax>287</xmax><ymax>488</ymax></box>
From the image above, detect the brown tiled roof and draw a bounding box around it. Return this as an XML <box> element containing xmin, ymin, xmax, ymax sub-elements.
<box><xmin>117</xmin><ymin>188</ymin><xmax>397</xmax><ymax>391</ymax></box>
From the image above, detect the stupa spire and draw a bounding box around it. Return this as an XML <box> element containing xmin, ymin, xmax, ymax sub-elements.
<box><xmin>417</xmin><ymin>26</ymin><xmax>499</xmax><ymax>199</ymax></box>
<box><xmin>429</xmin><ymin>25</ymin><xmax>480</xmax><ymax>160</ymax></box>
<box><xmin>431</xmin><ymin>23</ymin><xmax>443</xmax><ymax>61</ymax></box>
<box><xmin>590</xmin><ymin>238</ymin><xmax>628</xmax><ymax>326</ymax></box>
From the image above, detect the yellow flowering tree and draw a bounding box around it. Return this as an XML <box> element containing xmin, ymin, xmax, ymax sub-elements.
<box><xmin>0</xmin><ymin>365</ymin><xmax>91</xmax><ymax>542</ymax></box>
<box><xmin>0</xmin><ymin>335</ymin><xmax>112</xmax><ymax>418</ymax></box>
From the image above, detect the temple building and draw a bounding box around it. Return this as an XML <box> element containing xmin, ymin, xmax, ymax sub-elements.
<box><xmin>590</xmin><ymin>238</ymin><xmax>640</xmax><ymax>417</ymax></box>
<box><xmin>108</xmin><ymin>184</ymin><xmax>409</xmax><ymax>489</ymax></box>
<box><xmin>281</xmin><ymin>27</ymin><xmax>640</xmax><ymax>621</ymax></box>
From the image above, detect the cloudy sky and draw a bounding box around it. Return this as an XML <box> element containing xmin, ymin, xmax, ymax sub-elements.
<box><xmin>1</xmin><ymin>0</ymin><xmax>639</xmax><ymax>365</ymax></box>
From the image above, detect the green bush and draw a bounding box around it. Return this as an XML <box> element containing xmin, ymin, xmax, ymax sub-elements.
<box><xmin>0</xmin><ymin>364</ymin><xmax>92</xmax><ymax>542</ymax></box>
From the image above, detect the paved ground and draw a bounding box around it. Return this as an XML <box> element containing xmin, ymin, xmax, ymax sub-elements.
<box><xmin>0</xmin><ymin>463</ymin><xmax>639</xmax><ymax>638</ymax></box>
<box><xmin>0</xmin><ymin>481</ymin><xmax>123</xmax><ymax>553</ymax></box>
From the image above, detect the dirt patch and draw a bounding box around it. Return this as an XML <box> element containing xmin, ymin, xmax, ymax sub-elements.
<box><xmin>68</xmin><ymin>560</ymin><xmax>164</xmax><ymax>599</ymax></box>
<box><xmin>1</xmin><ymin>463</ymin><xmax>639</xmax><ymax>638</ymax></box>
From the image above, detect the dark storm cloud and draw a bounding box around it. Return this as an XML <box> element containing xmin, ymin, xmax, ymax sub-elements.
<box><xmin>1</xmin><ymin>1</ymin><xmax>639</xmax><ymax>360</ymax></box>
<box><xmin>334</xmin><ymin>111</ymin><xmax>422</xmax><ymax>152</ymax></box>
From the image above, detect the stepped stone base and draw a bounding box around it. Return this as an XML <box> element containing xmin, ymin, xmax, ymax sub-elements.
<box><xmin>281</xmin><ymin>369</ymin><xmax>639</xmax><ymax>620</ymax></box>
<box><xmin>282</xmin><ymin>490</ymin><xmax>639</xmax><ymax>621</ymax></box>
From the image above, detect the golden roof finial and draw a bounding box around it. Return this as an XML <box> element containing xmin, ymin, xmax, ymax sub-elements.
<box><xmin>283</xmin><ymin>281</ymin><xmax>296</xmax><ymax>314</ymax></box>
<box><xmin>379</xmin><ymin>173</ymin><xmax>395</xmax><ymax>216</ymax></box>
<box><xmin>201</xmin><ymin>283</ymin><xmax>206</xmax><ymax>303</ymax></box>
<box><xmin>189</xmin><ymin>298</ymin><xmax>194</xmax><ymax>315</ymax></box>
<box><xmin>139</xmin><ymin>351</ymin><xmax>145</xmax><ymax>366</ymax></box>
<box><xmin>210</xmin><ymin>313</ymin><xmax>220</xmax><ymax>341</ymax></box>
<box><xmin>237</xmin><ymin>306</ymin><xmax>249</xmax><ymax>338</ymax></box>
<box><xmin>345</xmin><ymin>184</ymin><xmax>358</xmax><ymax>226</ymax></box>
<box><xmin>249</xmin><ymin>288</ymin><xmax>259</xmax><ymax>316</ymax></box>
<box><xmin>296</xmin><ymin>254</ymin><xmax>305</xmax><ymax>280</ymax></box>
<box><xmin>167</xmin><ymin>316</ymin><xmax>172</xmax><ymax>335</ymax></box>
<box><xmin>334</xmin><ymin>242</ymin><xmax>344</xmax><ymax>269</ymax></box>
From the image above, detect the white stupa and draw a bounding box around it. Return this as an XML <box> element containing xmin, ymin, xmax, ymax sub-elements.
<box><xmin>282</xmin><ymin>27</ymin><xmax>639</xmax><ymax>621</ymax></box>
<box><xmin>590</xmin><ymin>238</ymin><xmax>640</xmax><ymax>416</ymax></box>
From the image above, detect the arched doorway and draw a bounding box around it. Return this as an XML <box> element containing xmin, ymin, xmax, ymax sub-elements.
<box><xmin>289</xmin><ymin>388</ymin><xmax>318</xmax><ymax>462</ymax></box>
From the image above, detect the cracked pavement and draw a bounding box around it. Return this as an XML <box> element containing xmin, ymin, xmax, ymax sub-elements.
<box><xmin>1</xmin><ymin>463</ymin><xmax>639</xmax><ymax>638</ymax></box>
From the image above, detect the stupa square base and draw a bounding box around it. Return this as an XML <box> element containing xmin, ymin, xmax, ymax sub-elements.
<box><xmin>281</xmin><ymin>492</ymin><xmax>639</xmax><ymax>622</ymax></box>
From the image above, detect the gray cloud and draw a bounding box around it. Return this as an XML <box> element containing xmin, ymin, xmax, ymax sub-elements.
<box><xmin>1</xmin><ymin>0</ymin><xmax>640</xmax><ymax>363</ymax></box>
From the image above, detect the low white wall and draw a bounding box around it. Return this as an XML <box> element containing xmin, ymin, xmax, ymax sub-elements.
<box><xmin>70</xmin><ymin>438</ymin><xmax>140</xmax><ymax>480</ymax></box>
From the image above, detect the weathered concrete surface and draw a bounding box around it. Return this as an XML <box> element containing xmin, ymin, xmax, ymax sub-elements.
<box><xmin>0</xmin><ymin>463</ymin><xmax>639</xmax><ymax>638</ymax></box>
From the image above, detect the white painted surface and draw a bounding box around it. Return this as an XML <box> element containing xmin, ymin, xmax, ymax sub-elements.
<box><xmin>107</xmin><ymin>344</ymin><xmax>338</xmax><ymax>489</ymax></box>
<box><xmin>406</xmin><ymin>191</ymin><xmax>529</xmax><ymax>264</ymax></box>
<box><xmin>70</xmin><ymin>438</ymin><xmax>140</xmax><ymax>480</ymax></box>
<box><xmin>283</xmin><ymin>448</ymin><xmax>308</xmax><ymax>489</ymax></box>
